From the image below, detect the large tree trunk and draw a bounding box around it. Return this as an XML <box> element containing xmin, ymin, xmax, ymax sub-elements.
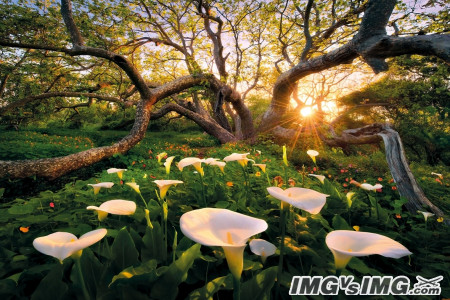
<box><xmin>321</xmin><ymin>123</ymin><xmax>446</xmax><ymax>218</ymax></box>
<box><xmin>378</xmin><ymin>126</ymin><xmax>445</xmax><ymax>217</ymax></box>
<box><xmin>0</xmin><ymin>100</ymin><xmax>152</xmax><ymax>179</ymax></box>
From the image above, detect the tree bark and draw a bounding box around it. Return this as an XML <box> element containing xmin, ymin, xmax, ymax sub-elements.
<box><xmin>377</xmin><ymin>126</ymin><xmax>445</xmax><ymax>217</ymax></box>
<box><xmin>0</xmin><ymin>100</ymin><xmax>152</xmax><ymax>179</ymax></box>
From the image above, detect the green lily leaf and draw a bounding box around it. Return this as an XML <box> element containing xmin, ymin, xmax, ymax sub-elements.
<box><xmin>109</xmin><ymin>259</ymin><xmax>158</xmax><ymax>287</ymax></box>
<box><xmin>188</xmin><ymin>274</ymin><xmax>232</xmax><ymax>300</ymax></box>
<box><xmin>142</xmin><ymin>223</ymin><xmax>166</xmax><ymax>262</ymax></box>
<box><xmin>150</xmin><ymin>243</ymin><xmax>201</xmax><ymax>300</ymax></box>
<box><xmin>7</xmin><ymin>201</ymin><xmax>34</xmax><ymax>215</ymax></box>
<box><xmin>111</xmin><ymin>227</ymin><xmax>139</xmax><ymax>271</ymax></box>
<box><xmin>241</xmin><ymin>266</ymin><xmax>277</xmax><ymax>300</ymax></box>
<box><xmin>70</xmin><ymin>248</ymin><xmax>103</xmax><ymax>298</ymax></box>
<box><xmin>30</xmin><ymin>263</ymin><xmax>68</xmax><ymax>300</ymax></box>
<box><xmin>332</xmin><ymin>215</ymin><xmax>351</xmax><ymax>230</ymax></box>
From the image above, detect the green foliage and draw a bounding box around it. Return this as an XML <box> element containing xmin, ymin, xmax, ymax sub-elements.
<box><xmin>0</xmin><ymin>129</ymin><xmax>449</xmax><ymax>299</ymax></box>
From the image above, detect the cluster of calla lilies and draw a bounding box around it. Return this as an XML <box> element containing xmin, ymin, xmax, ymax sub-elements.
<box><xmin>31</xmin><ymin>148</ymin><xmax>413</xmax><ymax>298</ymax></box>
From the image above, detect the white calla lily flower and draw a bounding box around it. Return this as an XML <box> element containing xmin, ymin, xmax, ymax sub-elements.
<box><xmin>326</xmin><ymin>230</ymin><xmax>412</xmax><ymax>270</ymax></box>
<box><xmin>249</xmin><ymin>239</ymin><xmax>276</xmax><ymax>263</ymax></box>
<box><xmin>87</xmin><ymin>200</ymin><xmax>136</xmax><ymax>221</ymax></box>
<box><xmin>156</xmin><ymin>152</ymin><xmax>167</xmax><ymax>163</ymax></box>
<box><xmin>33</xmin><ymin>229</ymin><xmax>107</xmax><ymax>262</ymax></box>
<box><xmin>203</xmin><ymin>158</ymin><xmax>219</xmax><ymax>165</ymax></box>
<box><xmin>360</xmin><ymin>183</ymin><xmax>383</xmax><ymax>191</ymax></box>
<box><xmin>180</xmin><ymin>208</ymin><xmax>268</xmax><ymax>279</ymax></box>
<box><xmin>307</xmin><ymin>150</ymin><xmax>319</xmax><ymax>163</ymax></box>
<box><xmin>267</xmin><ymin>187</ymin><xmax>328</xmax><ymax>214</ymax></box>
<box><xmin>178</xmin><ymin>157</ymin><xmax>204</xmax><ymax>176</ymax></box>
<box><xmin>164</xmin><ymin>156</ymin><xmax>176</xmax><ymax>174</ymax></box>
<box><xmin>418</xmin><ymin>210</ymin><xmax>434</xmax><ymax>222</ymax></box>
<box><xmin>154</xmin><ymin>179</ymin><xmax>184</xmax><ymax>199</ymax></box>
<box><xmin>223</xmin><ymin>153</ymin><xmax>252</xmax><ymax>167</ymax></box>
<box><xmin>88</xmin><ymin>182</ymin><xmax>114</xmax><ymax>195</ymax></box>
<box><xmin>253</xmin><ymin>164</ymin><xmax>266</xmax><ymax>173</ymax></box>
<box><xmin>107</xmin><ymin>168</ymin><xmax>127</xmax><ymax>179</ymax></box>
<box><xmin>210</xmin><ymin>161</ymin><xmax>226</xmax><ymax>173</ymax></box>
<box><xmin>125</xmin><ymin>182</ymin><xmax>140</xmax><ymax>194</ymax></box>
<box><xmin>308</xmin><ymin>174</ymin><xmax>325</xmax><ymax>184</ymax></box>
<box><xmin>346</xmin><ymin>192</ymin><xmax>356</xmax><ymax>208</ymax></box>
<box><xmin>431</xmin><ymin>172</ymin><xmax>443</xmax><ymax>179</ymax></box>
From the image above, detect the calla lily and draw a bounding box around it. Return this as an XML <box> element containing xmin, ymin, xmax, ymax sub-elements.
<box><xmin>307</xmin><ymin>150</ymin><xmax>319</xmax><ymax>164</ymax></box>
<box><xmin>223</xmin><ymin>153</ymin><xmax>252</xmax><ymax>167</ymax></box>
<box><xmin>282</xmin><ymin>145</ymin><xmax>288</xmax><ymax>166</ymax></box>
<box><xmin>418</xmin><ymin>210</ymin><xmax>434</xmax><ymax>222</ymax></box>
<box><xmin>87</xmin><ymin>200</ymin><xmax>136</xmax><ymax>221</ymax></box>
<box><xmin>308</xmin><ymin>174</ymin><xmax>325</xmax><ymax>184</ymax></box>
<box><xmin>360</xmin><ymin>183</ymin><xmax>383</xmax><ymax>191</ymax></box>
<box><xmin>125</xmin><ymin>182</ymin><xmax>140</xmax><ymax>194</ymax></box>
<box><xmin>203</xmin><ymin>158</ymin><xmax>226</xmax><ymax>172</ymax></box>
<box><xmin>180</xmin><ymin>208</ymin><xmax>268</xmax><ymax>279</ymax></box>
<box><xmin>156</xmin><ymin>152</ymin><xmax>167</xmax><ymax>163</ymax></box>
<box><xmin>267</xmin><ymin>187</ymin><xmax>328</xmax><ymax>214</ymax></box>
<box><xmin>164</xmin><ymin>156</ymin><xmax>176</xmax><ymax>174</ymax></box>
<box><xmin>203</xmin><ymin>158</ymin><xmax>219</xmax><ymax>164</ymax></box>
<box><xmin>178</xmin><ymin>157</ymin><xmax>204</xmax><ymax>176</ymax></box>
<box><xmin>346</xmin><ymin>192</ymin><xmax>356</xmax><ymax>208</ymax></box>
<box><xmin>107</xmin><ymin>168</ymin><xmax>127</xmax><ymax>179</ymax></box>
<box><xmin>88</xmin><ymin>182</ymin><xmax>114</xmax><ymax>195</ymax></box>
<box><xmin>326</xmin><ymin>230</ymin><xmax>412</xmax><ymax>270</ymax></box>
<box><xmin>253</xmin><ymin>163</ymin><xmax>266</xmax><ymax>173</ymax></box>
<box><xmin>210</xmin><ymin>161</ymin><xmax>226</xmax><ymax>173</ymax></box>
<box><xmin>154</xmin><ymin>179</ymin><xmax>184</xmax><ymax>199</ymax></box>
<box><xmin>249</xmin><ymin>239</ymin><xmax>276</xmax><ymax>263</ymax></box>
<box><xmin>431</xmin><ymin>172</ymin><xmax>443</xmax><ymax>180</ymax></box>
<box><xmin>33</xmin><ymin>228</ymin><xmax>107</xmax><ymax>262</ymax></box>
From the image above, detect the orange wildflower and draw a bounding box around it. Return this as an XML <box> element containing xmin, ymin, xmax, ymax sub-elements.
<box><xmin>20</xmin><ymin>226</ymin><xmax>30</xmax><ymax>233</ymax></box>
<box><xmin>226</xmin><ymin>182</ymin><xmax>234</xmax><ymax>187</ymax></box>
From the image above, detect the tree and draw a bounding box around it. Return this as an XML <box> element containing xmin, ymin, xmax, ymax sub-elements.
<box><xmin>0</xmin><ymin>0</ymin><xmax>449</xmax><ymax>216</ymax></box>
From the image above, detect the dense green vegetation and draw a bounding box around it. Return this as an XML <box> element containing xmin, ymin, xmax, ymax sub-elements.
<box><xmin>0</xmin><ymin>128</ymin><xmax>448</xmax><ymax>299</ymax></box>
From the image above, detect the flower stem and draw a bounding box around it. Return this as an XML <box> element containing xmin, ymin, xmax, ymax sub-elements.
<box><xmin>365</xmin><ymin>192</ymin><xmax>372</xmax><ymax>217</ymax></box>
<box><xmin>284</xmin><ymin>166</ymin><xmax>288</xmax><ymax>188</ymax></box>
<box><xmin>75</xmin><ymin>258</ymin><xmax>90</xmax><ymax>300</ymax></box>
<box><xmin>233</xmin><ymin>276</ymin><xmax>241</xmax><ymax>300</ymax></box>
<box><xmin>275</xmin><ymin>202</ymin><xmax>287</xmax><ymax>299</ymax></box>
<box><xmin>199</xmin><ymin>174</ymin><xmax>207</xmax><ymax>207</ymax></box>
<box><xmin>138</xmin><ymin>193</ymin><xmax>148</xmax><ymax>209</ymax></box>
<box><xmin>266</xmin><ymin>172</ymin><xmax>271</xmax><ymax>186</ymax></box>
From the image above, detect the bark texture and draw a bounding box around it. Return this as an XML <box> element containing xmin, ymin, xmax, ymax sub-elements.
<box><xmin>378</xmin><ymin>126</ymin><xmax>445</xmax><ymax>217</ymax></box>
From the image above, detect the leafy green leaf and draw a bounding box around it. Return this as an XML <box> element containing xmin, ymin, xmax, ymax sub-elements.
<box><xmin>109</xmin><ymin>259</ymin><xmax>158</xmax><ymax>287</ymax></box>
<box><xmin>332</xmin><ymin>215</ymin><xmax>351</xmax><ymax>230</ymax></box>
<box><xmin>151</xmin><ymin>243</ymin><xmax>201</xmax><ymax>300</ymax></box>
<box><xmin>31</xmin><ymin>263</ymin><xmax>68</xmax><ymax>300</ymax></box>
<box><xmin>241</xmin><ymin>266</ymin><xmax>277</xmax><ymax>300</ymax></box>
<box><xmin>111</xmin><ymin>227</ymin><xmax>139</xmax><ymax>271</ymax></box>
<box><xmin>188</xmin><ymin>274</ymin><xmax>231</xmax><ymax>300</ymax></box>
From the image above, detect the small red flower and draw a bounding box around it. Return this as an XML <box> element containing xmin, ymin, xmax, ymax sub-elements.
<box><xmin>150</xmin><ymin>175</ymin><xmax>156</xmax><ymax>179</ymax></box>
<box><xmin>49</xmin><ymin>202</ymin><xmax>55</xmax><ymax>208</ymax></box>
<box><xmin>378</xmin><ymin>177</ymin><xmax>383</xmax><ymax>182</ymax></box>
<box><xmin>343</xmin><ymin>183</ymin><xmax>348</xmax><ymax>187</ymax></box>
<box><xmin>142</xmin><ymin>164</ymin><xmax>146</xmax><ymax>168</ymax></box>
<box><xmin>392</xmin><ymin>186</ymin><xmax>397</xmax><ymax>191</ymax></box>
<box><xmin>340</xmin><ymin>169</ymin><xmax>345</xmax><ymax>173</ymax></box>
<box><xmin>395</xmin><ymin>214</ymin><xmax>401</xmax><ymax>219</ymax></box>
<box><xmin>313</xmin><ymin>167</ymin><xmax>317</xmax><ymax>171</ymax></box>
<box><xmin>120</xmin><ymin>180</ymin><xmax>124</xmax><ymax>185</ymax></box>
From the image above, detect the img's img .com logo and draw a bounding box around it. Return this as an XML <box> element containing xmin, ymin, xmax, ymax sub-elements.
<box><xmin>289</xmin><ymin>275</ymin><xmax>443</xmax><ymax>296</ymax></box>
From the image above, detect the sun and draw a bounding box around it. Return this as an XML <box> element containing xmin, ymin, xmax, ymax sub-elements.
<box><xmin>300</xmin><ymin>107</ymin><xmax>314</xmax><ymax>117</ymax></box>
